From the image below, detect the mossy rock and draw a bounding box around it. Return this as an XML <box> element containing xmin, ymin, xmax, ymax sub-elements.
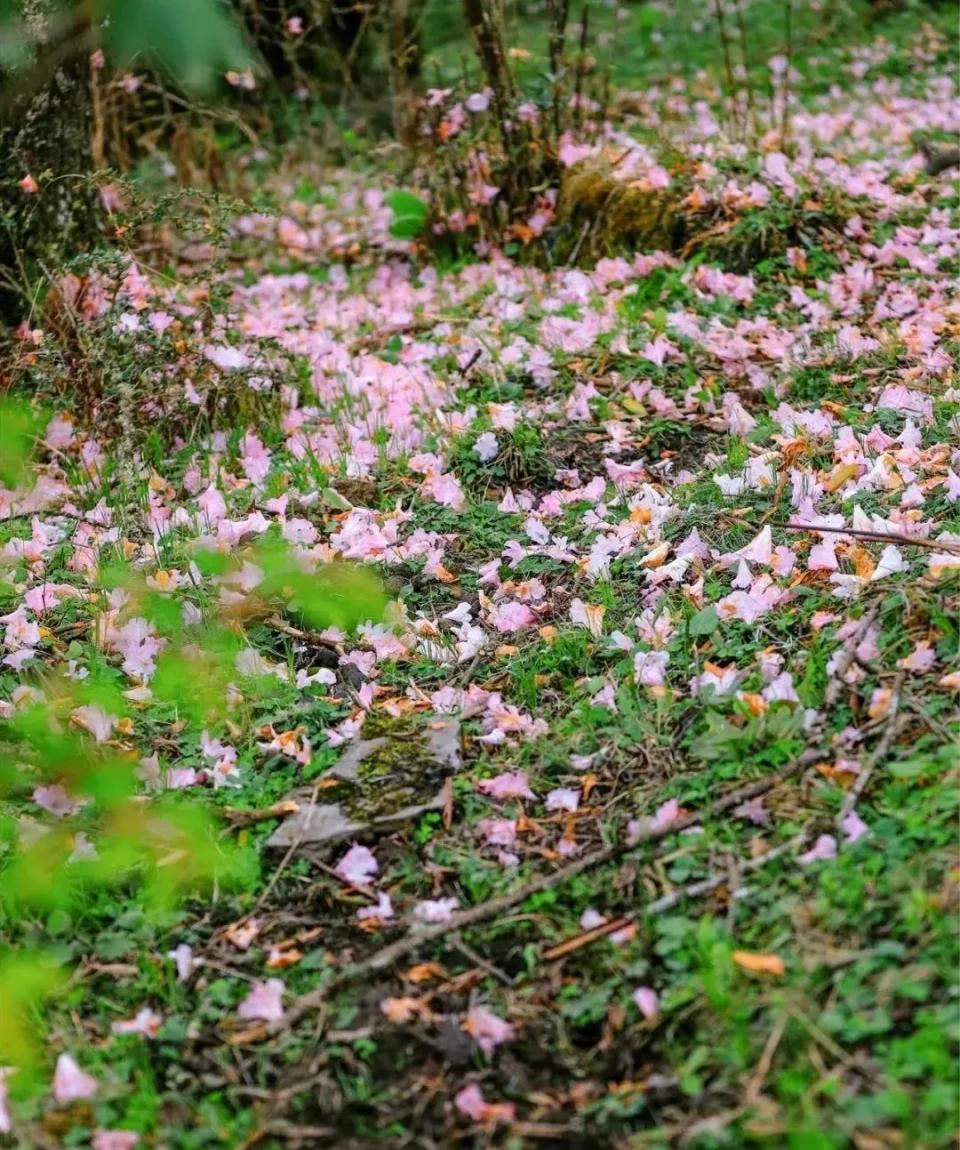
<box><xmin>266</xmin><ymin>713</ymin><xmax>461</xmax><ymax>852</ymax></box>
<box><xmin>555</xmin><ymin>159</ymin><xmax>687</xmax><ymax>261</ymax></box>
<box><xmin>555</xmin><ymin>157</ymin><xmax>854</xmax><ymax>272</ymax></box>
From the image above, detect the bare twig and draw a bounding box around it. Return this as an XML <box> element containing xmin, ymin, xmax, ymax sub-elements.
<box><xmin>824</xmin><ymin>602</ymin><xmax>880</xmax><ymax>707</ymax></box>
<box><xmin>542</xmin><ymin>834</ymin><xmax>805</xmax><ymax>961</ymax></box>
<box><xmin>782</xmin><ymin>521</ymin><xmax>960</xmax><ymax>556</ymax></box>
<box><xmin>252</xmin><ymin>785</ymin><xmax>319</xmax><ymax>914</ymax></box>
<box><xmin>781</xmin><ymin>0</ymin><xmax>793</xmax><ymax>143</ymax></box>
<box><xmin>837</xmin><ymin>672</ymin><xmax>905</xmax><ymax>825</ymax></box>
<box><xmin>711</xmin><ymin>0</ymin><xmax>741</xmax><ymax>136</ymax></box>
<box><xmin>744</xmin><ymin>1010</ymin><xmax>789</xmax><ymax>1104</ymax></box>
<box><xmin>451</xmin><ymin>935</ymin><xmax>513</xmax><ymax>985</ymax></box>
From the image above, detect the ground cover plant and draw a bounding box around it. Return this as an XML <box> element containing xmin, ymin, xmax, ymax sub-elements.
<box><xmin>0</xmin><ymin>1</ymin><xmax>958</xmax><ymax>1147</ymax></box>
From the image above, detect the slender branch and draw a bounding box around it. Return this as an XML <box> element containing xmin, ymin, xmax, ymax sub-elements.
<box><xmin>837</xmin><ymin>672</ymin><xmax>904</xmax><ymax>825</ymax></box>
<box><xmin>782</xmin><ymin>522</ymin><xmax>960</xmax><ymax>556</ymax></box>
<box><xmin>542</xmin><ymin>834</ymin><xmax>805</xmax><ymax>961</ymax></box>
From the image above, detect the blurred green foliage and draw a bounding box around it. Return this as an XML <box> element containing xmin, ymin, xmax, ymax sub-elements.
<box><xmin>0</xmin><ymin>0</ymin><xmax>249</xmax><ymax>92</ymax></box>
<box><xmin>0</xmin><ymin>394</ymin><xmax>386</xmax><ymax>1080</ymax></box>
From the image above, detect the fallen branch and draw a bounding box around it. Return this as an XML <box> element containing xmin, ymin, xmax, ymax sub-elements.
<box><xmin>541</xmin><ymin>834</ymin><xmax>805</xmax><ymax>961</ymax></box>
<box><xmin>782</xmin><ymin>522</ymin><xmax>960</xmax><ymax>556</ymax></box>
<box><xmin>267</xmin><ymin>750</ymin><xmax>824</xmax><ymax>1037</ymax></box>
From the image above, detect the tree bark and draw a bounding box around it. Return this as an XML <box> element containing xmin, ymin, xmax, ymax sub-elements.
<box><xmin>0</xmin><ymin>1</ymin><xmax>99</xmax><ymax>325</ymax></box>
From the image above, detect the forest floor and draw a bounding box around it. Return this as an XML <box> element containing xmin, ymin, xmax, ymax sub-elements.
<box><xmin>0</xmin><ymin>7</ymin><xmax>958</xmax><ymax>1150</ymax></box>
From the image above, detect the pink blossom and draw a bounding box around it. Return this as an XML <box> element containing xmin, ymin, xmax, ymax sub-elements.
<box><xmin>764</xmin><ymin>151</ymin><xmax>797</xmax><ymax>197</ymax></box>
<box><xmin>357</xmin><ymin>892</ymin><xmax>394</xmax><ymax>922</ymax></box>
<box><xmin>167</xmin><ymin>943</ymin><xmax>203</xmax><ymax>981</ymax></box>
<box><xmin>841</xmin><ymin>810</ymin><xmax>869</xmax><ymax>843</ymax></box>
<box><xmin>634</xmin><ymin>649</ymin><xmax>669</xmax><ymax>687</ymax></box>
<box><xmin>465</xmin><ymin>90</ymin><xmax>491</xmax><ymax>113</ymax></box>
<box><xmin>93</xmin><ymin>1134</ymin><xmax>140</xmax><ymax>1150</ymax></box>
<box><xmin>238</xmin><ymin>979</ymin><xmax>285</xmax><ymax>1023</ymax></box>
<box><xmin>454</xmin><ymin>1082</ymin><xmax>515</xmax><ymax>1122</ymax></box>
<box><xmin>477</xmin><ymin>772</ymin><xmax>536</xmax><ymax>801</ymax></box>
<box><xmin>34</xmin><ymin>785</ymin><xmax>83</xmax><ymax>818</ymax></box>
<box><xmin>545</xmin><ymin>787</ymin><xmax>580</xmax><ymax>812</ymax></box>
<box><xmin>474</xmin><ymin>432</ymin><xmax>498</xmax><ymax>462</ymax></box>
<box><xmin>413</xmin><ymin>897</ymin><xmax>459</xmax><ymax>923</ymax></box>
<box><xmin>203</xmin><ymin>344</ymin><xmax>249</xmax><ymax>371</ymax></box>
<box><xmin>197</xmin><ymin>484</ymin><xmax>227</xmax><ymax>525</ymax></box>
<box><xmin>897</xmin><ymin>641</ymin><xmax>935</xmax><ymax>673</ymax></box>
<box><xmin>478</xmin><ymin>818</ymin><xmax>517</xmax><ymax>846</ymax></box>
<box><xmin>335</xmin><ymin>844</ymin><xmax>378</xmax><ymax>886</ymax></box>
<box><xmin>799</xmin><ymin>834</ymin><xmax>837</xmax><ymax>866</ymax></box>
<box><xmin>72</xmin><ymin>704</ymin><xmax>116</xmax><ymax>743</ymax></box>
<box><xmin>52</xmin><ymin>1054</ymin><xmax>97</xmax><ymax>1104</ymax></box>
<box><xmin>633</xmin><ymin>986</ymin><xmax>660</xmax><ymax>1020</ymax></box>
<box><xmin>464</xmin><ymin>1006</ymin><xmax>515</xmax><ymax>1053</ymax></box>
<box><xmin>112</xmin><ymin>1007</ymin><xmax>162</xmax><ymax>1038</ymax></box>
<box><xmin>0</xmin><ymin>1069</ymin><xmax>9</xmax><ymax>1134</ymax></box>
<box><xmin>627</xmin><ymin>798</ymin><xmax>680</xmax><ymax>843</ymax></box>
<box><xmin>240</xmin><ymin>431</ymin><xmax>271</xmax><ymax>486</ymax></box>
<box><xmin>490</xmin><ymin>601</ymin><xmax>536</xmax><ymax>632</ymax></box>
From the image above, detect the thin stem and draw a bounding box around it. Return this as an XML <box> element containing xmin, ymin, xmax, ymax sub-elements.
<box><xmin>711</xmin><ymin>0</ymin><xmax>740</xmax><ymax>138</ymax></box>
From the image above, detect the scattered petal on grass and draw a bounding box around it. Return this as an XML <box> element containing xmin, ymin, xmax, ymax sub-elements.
<box><xmin>632</xmin><ymin>986</ymin><xmax>660</xmax><ymax>1020</ymax></box>
<box><xmin>238</xmin><ymin>979</ymin><xmax>285</xmax><ymax>1023</ymax></box>
<box><xmin>111</xmin><ymin>1008</ymin><xmax>162</xmax><ymax>1038</ymax></box>
<box><xmin>413</xmin><ymin>897</ymin><xmax>459</xmax><ymax>923</ymax></box>
<box><xmin>799</xmin><ymin>835</ymin><xmax>838</xmax><ymax>866</ymax></box>
<box><xmin>477</xmin><ymin>772</ymin><xmax>536</xmax><ymax>801</ymax></box>
<box><xmin>52</xmin><ymin>1054</ymin><xmax>97</xmax><ymax>1103</ymax></box>
<box><xmin>463</xmin><ymin>1006</ymin><xmax>516</xmax><ymax>1054</ymax></box>
<box><xmin>454</xmin><ymin>1082</ymin><xmax>515</xmax><ymax>1123</ymax></box>
<box><xmin>335</xmin><ymin>844</ymin><xmax>379</xmax><ymax>886</ymax></box>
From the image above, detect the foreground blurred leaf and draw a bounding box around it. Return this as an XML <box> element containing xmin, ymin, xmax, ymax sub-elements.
<box><xmin>0</xmin><ymin>953</ymin><xmax>63</xmax><ymax>1087</ymax></box>
<box><xmin>0</xmin><ymin>398</ymin><xmax>43</xmax><ymax>489</ymax></box>
<box><xmin>100</xmin><ymin>0</ymin><xmax>249</xmax><ymax>92</ymax></box>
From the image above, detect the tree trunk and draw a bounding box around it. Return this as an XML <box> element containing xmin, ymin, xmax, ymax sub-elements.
<box><xmin>0</xmin><ymin>1</ymin><xmax>99</xmax><ymax>326</ymax></box>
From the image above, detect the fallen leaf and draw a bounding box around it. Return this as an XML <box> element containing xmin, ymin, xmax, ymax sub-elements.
<box><xmin>822</xmin><ymin>462</ymin><xmax>860</xmax><ymax>492</ymax></box>
<box><xmin>732</xmin><ymin>950</ymin><xmax>786</xmax><ymax>976</ymax></box>
<box><xmin>380</xmin><ymin>996</ymin><xmax>434</xmax><ymax>1024</ymax></box>
<box><xmin>403</xmin><ymin>962</ymin><xmax>446</xmax><ymax>984</ymax></box>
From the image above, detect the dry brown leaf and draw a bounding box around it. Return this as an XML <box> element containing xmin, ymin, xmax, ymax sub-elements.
<box><xmin>403</xmin><ymin>961</ymin><xmax>446</xmax><ymax>984</ymax></box>
<box><xmin>732</xmin><ymin>950</ymin><xmax>786</xmax><ymax>976</ymax></box>
<box><xmin>822</xmin><ymin>462</ymin><xmax>860</xmax><ymax>493</ymax></box>
<box><xmin>224</xmin><ymin>919</ymin><xmax>260</xmax><ymax>950</ymax></box>
<box><xmin>266</xmin><ymin>948</ymin><xmax>303</xmax><ymax>969</ymax></box>
<box><xmin>380</xmin><ymin>996</ymin><xmax>433</xmax><ymax>1024</ymax></box>
<box><xmin>638</xmin><ymin>542</ymin><xmax>670</xmax><ymax>568</ymax></box>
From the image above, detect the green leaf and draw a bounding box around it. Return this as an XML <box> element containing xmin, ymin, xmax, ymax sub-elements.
<box><xmin>688</xmin><ymin>604</ymin><xmax>719</xmax><ymax>637</ymax></box>
<box><xmin>0</xmin><ymin>398</ymin><xmax>44</xmax><ymax>489</ymax></box>
<box><xmin>101</xmin><ymin>0</ymin><xmax>249</xmax><ymax>93</ymax></box>
<box><xmin>385</xmin><ymin>190</ymin><xmax>428</xmax><ymax>239</ymax></box>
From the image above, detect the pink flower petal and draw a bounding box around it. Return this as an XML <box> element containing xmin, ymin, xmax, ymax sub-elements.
<box><xmin>52</xmin><ymin>1054</ymin><xmax>97</xmax><ymax>1103</ymax></box>
<box><xmin>238</xmin><ymin>979</ymin><xmax>285</xmax><ymax>1023</ymax></box>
